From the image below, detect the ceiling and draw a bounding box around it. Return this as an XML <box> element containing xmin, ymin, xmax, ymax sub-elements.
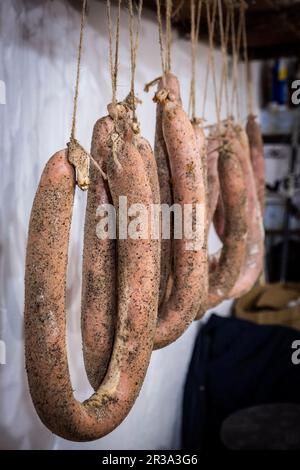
<box><xmin>143</xmin><ymin>0</ymin><xmax>300</xmax><ymax>59</ymax></box>
<box><xmin>70</xmin><ymin>0</ymin><xmax>300</xmax><ymax>59</ymax></box>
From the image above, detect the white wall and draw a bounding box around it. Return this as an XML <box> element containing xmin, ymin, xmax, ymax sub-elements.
<box><xmin>0</xmin><ymin>0</ymin><xmax>256</xmax><ymax>450</ymax></box>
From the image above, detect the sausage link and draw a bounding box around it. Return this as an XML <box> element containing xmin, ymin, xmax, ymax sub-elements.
<box><xmin>246</xmin><ymin>114</ymin><xmax>265</xmax><ymax>215</ymax></box>
<box><xmin>25</xmin><ymin>142</ymin><xmax>158</xmax><ymax>441</ymax></box>
<box><xmin>228</xmin><ymin>123</ymin><xmax>264</xmax><ymax>298</ymax></box>
<box><xmin>154</xmin><ymin>93</ymin><xmax>207</xmax><ymax>349</ymax></box>
<box><xmin>205</xmin><ymin>138</ymin><xmax>247</xmax><ymax>309</ymax></box>
<box><xmin>207</xmin><ymin>133</ymin><xmax>221</xmax><ymax>227</ymax></box>
<box><xmin>213</xmin><ymin>194</ymin><xmax>225</xmax><ymax>241</ymax></box>
<box><xmin>84</xmin><ymin>129</ymin><xmax>161</xmax><ymax>393</ymax></box>
<box><xmin>194</xmin><ymin>127</ymin><xmax>248</xmax><ymax>317</ymax></box>
<box><xmin>155</xmin><ymin>72</ymin><xmax>181</xmax><ymax>307</ymax></box>
<box><xmin>81</xmin><ymin>116</ymin><xmax>116</xmax><ymax>390</ymax></box>
<box><xmin>135</xmin><ymin>134</ymin><xmax>161</xmax><ymax>303</ymax></box>
<box><xmin>135</xmin><ymin>135</ymin><xmax>160</xmax><ymax>205</ymax></box>
<box><xmin>193</xmin><ymin>121</ymin><xmax>209</xmax><ymax>314</ymax></box>
<box><xmin>193</xmin><ymin>122</ymin><xmax>208</xmax><ymax>203</ymax></box>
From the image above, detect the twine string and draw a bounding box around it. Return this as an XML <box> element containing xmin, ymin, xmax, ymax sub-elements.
<box><xmin>156</xmin><ymin>0</ymin><xmax>173</xmax><ymax>83</ymax></box>
<box><xmin>107</xmin><ymin>0</ymin><xmax>122</xmax><ymax>108</ymax></box>
<box><xmin>230</xmin><ymin>0</ymin><xmax>242</xmax><ymax>121</ymax></box>
<box><xmin>218</xmin><ymin>0</ymin><xmax>230</xmax><ymax>118</ymax></box>
<box><xmin>128</xmin><ymin>0</ymin><xmax>143</xmax><ymax>120</ymax></box>
<box><xmin>189</xmin><ymin>0</ymin><xmax>203</xmax><ymax>121</ymax></box>
<box><xmin>240</xmin><ymin>0</ymin><xmax>253</xmax><ymax>115</ymax></box>
<box><xmin>70</xmin><ymin>0</ymin><xmax>87</xmax><ymax>141</ymax></box>
<box><xmin>202</xmin><ymin>0</ymin><xmax>218</xmax><ymax>122</ymax></box>
<box><xmin>156</xmin><ymin>0</ymin><xmax>166</xmax><ymax>76</ymax></box>
<box><xmin>166</xmin><ymin>0</ymin><xmax>173</xmax><ymax>72</ymax></box>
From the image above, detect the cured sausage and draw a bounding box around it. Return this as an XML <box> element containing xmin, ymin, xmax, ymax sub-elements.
<box><xmin>81</xmin><ymin>116</ymin><xmax>116</xmax><ymax>390</ymax></box>
<box><xmin>211</xmin><ymin>122</ymin><xmax>264</xmax><ymax>299</ymax></box>
<box><xmin>135</xmin><ymin>135</ymin><xmax>160</xmax><ymax>206</ymax></box>
<box><xmin>154</xmin><ymin>88</ymin><xmax>207</xmax><ymax>348</ymax></box>
<box><xmin>193</xmin><ymin>122</ymin><xmax>208</xmax><ymax>202</ymax></box>
<box><xmin>154</xmin><ymin>72</ymin><xmax>181</xmax><ymax>307</ymax></box>
<box><xmin>24</xmin><ymin>128</ymin><xmax>158</xmax><ymax>440</ymax></box>
<box><xmin>194</xmin><ymin>126</ymin><xmax>248</xmax><ymax>316</ymax></box>
<box><xmin>135</xmin><ymin>135</ymin><xmax>161</xmax><ymax>294</ymax></box>
<box><xmin>205</xmin><ymin>134</ymin><xmax>247</xmax><ymax>309</ymax></box>
<box><xmin>193</xmin><ymin>121</ymin><xmax>209</xmax><ymax>311</ymax></box>
<box><xmin>246</xmin><ymin>114</ymin><xmax>265</xmax><ymax>215</ymax></box>
<box><xmin>228</xmin><ymin>123</ymin><xmax>264</xmax><ymax>298</ymax></box>
<box><xmin>207</xmin><ymin>130</ymin><xmax>221</xmax><ymax>227</ymax></box>
<box><xmin>83</xmin><ymin>107</ymin><xmax>161</xmax><ymax>392</ymax></box>
<box><xmin>213</xmin><ymin>194</ymin><xmax>225</xmax><ymax>242</ymax></box>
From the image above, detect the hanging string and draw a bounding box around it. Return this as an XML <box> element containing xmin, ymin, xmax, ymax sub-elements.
<box><xmin>156</xmin><ymin>0</ymin><xmax>166</xmax><ymax>76</ymax></box>
<box><xmin>202</xmin><ymin>0</ymin><xmax>218</xmax><ymax>121</ymax></box>
<box><xmin>166</xmin><ymin>0</ymin><xmax>173</xmax><ymax>72</ymax></box>
<box><xmin>156</xmin><ymin>0</ymin><xmax>173</xmax><ymax>79</ymax></box>
<box><xmin>172</xmin><ymin>0</ymin><xmax>185</xmax><ymax>19</ymax></box>
<box><xmin>240</xmin><ymin>0</ymin><xmax>253</xmax><ymax>115</ymax></box>
<box><xmin>189</xmin><ymin>0</ymin><xmax>203</xmax><ymax>121</ymax></box>
<box><xmin>218</xmin><ymin>0</ymin><xmax>230</xmax><ymax>118</ymax></box>
<box><xmin>230</xmin><ymin>0</ymin><xmax>242</xmax><ymax>121</ymax></box>
<box><xmin>128</xmin><ymin>0</ymin><xmax>143</xmax><ymax>120</ymax></box>
<box><xmin>107</xmin><ymin>0</ymin><xmax>122</xmax><ymax>108</ymax></box>
<box><xmin>189</xmin><ymin>0</ymin><xmax>196</xmax><ymax>118</ymax></box>
<box><xmin>236</xmin><ymin>1</ymin><xmax>244</xmax><ymax>117</ymax></box>
<box><xmin>68</xmin><ymin>0</ymin><xmax>107</xmax><ymax>187</ymax></box>
<box><xmin>202</xmin><ymin>0</ymin><xmax>219</xmax><ymax>124</ymax></box>
<box><xmin>229</xmin><ymin>2</ymin><xmax>235</xmax><ymax>117</ymax></box>
<box><xmin>70</xmin><ymin>0</ymin><xmax>87</xmax><ymax>141</ymax></box>
<box><xmin>228</xmin><ymin>2</ymin><xmax>237</xmax><ymax>119</ymax></box>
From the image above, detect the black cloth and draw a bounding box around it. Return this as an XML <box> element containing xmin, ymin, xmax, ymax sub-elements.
<box><xmin>182</xmin><ymin>314</ymin><xmax>300</xmax><ymax>450</ymax></box>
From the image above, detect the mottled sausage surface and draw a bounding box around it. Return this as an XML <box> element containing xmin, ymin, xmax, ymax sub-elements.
<box><xmin>205</xmin><ymin>133</ymin><xmax>247</xmax><ymax>309</ymax></box>
<box><xmin>213</xmin><ymin>194</ymin><xmax>225</xmax><ymax>242</ymax></box>
<box><xmin>228</xmin><ymin>123</ymin><xmax>264</xmax><ymax>298</ymax></box>
<box><xmin>154</xmin><ymin>91</ymin><xmax>207</xmax><ymax>349</ymax></box>
<box><xmin>206</xmin><ymin>130</ymin><xmax>221</xmax><ymax>227</ymax></box>
<box><xmin>135</xmin><ymin>135</ymin><xmax>160</xmax><ymax>206</ymax></box>
<box><xmin>193</xmin><ymin>121</ymin><xmax>209</xmax><ymax>313</ymax></box>
<box><xmin>154</xmin><ymin>72</ymin><xmax>181</xmax><ymax>307</ymax></box>
<box><xmin>193</xmin><ymin>126</ymin><xmax>248</xmax><ymax>316</ymax></box>
<box><xmin>246</xmin><ymin>114</ymin><xmax>265</xmax><ymax>215</ymax></box>
<box><xmin>84</xmin><ymin>121</ymin><xmax>161</xmax><ymax>393</ymax></box>
<box><xmin>81</xmin><ymin>116</ymin><xmax>116</xmax><ymax>391</ymax></box>
<box><xmin>193</xmin><ymin>122</ymin><xmax>208</xmax><ymax>201</ymax></box>
<box><xmin>210</xmin><ymin>120</ymin><xmax>264</xmax><ymax>299</ymax></box>
<box><xmin>25</xmin><ymin>139</ymin><xmax>158</xmax><ymax>440</ymax></box>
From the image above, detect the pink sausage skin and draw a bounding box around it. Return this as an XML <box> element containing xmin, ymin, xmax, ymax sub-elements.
<box><xmin>25</xmin><ymin>141</ymin><xmax>158</xmax><ymax>441</ymax></box>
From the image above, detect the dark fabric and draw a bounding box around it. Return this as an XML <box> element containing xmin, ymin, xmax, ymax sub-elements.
<box><xmin>182</xmin><ymin>314</ymin><xmax>300</xmax><ymax>451</ymax></box>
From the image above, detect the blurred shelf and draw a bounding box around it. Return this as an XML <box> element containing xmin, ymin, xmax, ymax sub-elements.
<box><xmin>263</xmin><ymin>134</ymin><xmax>293</xmax><ymax>145</ymax></box>
<box><xmin>266</xmin><ymin>229</ymin><xmax>300</xmax><ymax>235</ymax></box>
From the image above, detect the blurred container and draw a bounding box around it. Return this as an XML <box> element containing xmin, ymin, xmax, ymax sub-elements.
<box><xmin>272</xmin><ymin>59</ymin><xmax>288</xmax><ymax>105</ymax></box>
<box><xmin>264</xmin><ymin>195</ymin><xmax>285</xmax><ymax>230</ymax></box>
<box><xmin>261</xmin><ymin>104</ymin><xmax>295</xmax><ymax>135</ymax></box>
